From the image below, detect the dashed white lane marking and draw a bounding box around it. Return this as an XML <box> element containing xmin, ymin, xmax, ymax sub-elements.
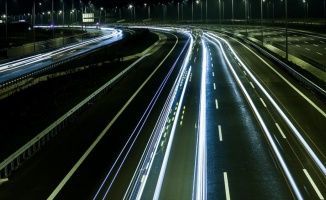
<box><xmin>260</xmin><ymin>98</ymin><xmax>267</xmax><ymax>107</ymax></box>
<box><xmin>303</xmin><ymin>169</ymin><xmax>324</xmax><ymax>200</ymax></box>
<box><xmin>213</xmin><ymin>83</ymin><xmax>216</xmax><ymax>90</ymax></box>
<box><xmin>275</xmin><ymin>123</ymin><xmax>286</xmax><ymax>139</ymax></box>
<box><xmin>215</xmin><ymin>99</ymin><xmax>218</xmax><ymax>109</ymax></box>
<box><xmin>305</xmin><ymin>48</ymin><xmax>310</xmax><ymax>51</ymax></box>
<box><xmin>212</xmin><ymin>72</ymin><xmax>215</xmax><ymax>77</ymax></box>
<box><xmin>250</xmin><ymin>82</ymin><xmax>255</xmax><ymax>89</ymax></box>
<box><xmin>224</xmin><ymin>172</ymin><xmax>231</xmax><ymax>200</ymax></box>
<box><xmin>317</xmin><ymin>52</ymin><xmax>323</xmax><ymax>55</ymax></box>
<box><xmin>218</xmin><ymin>125</ymin><xmax>223</xmax><ymax>141</ymax></box>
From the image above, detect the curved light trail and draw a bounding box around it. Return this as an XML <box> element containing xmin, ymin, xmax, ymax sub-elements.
<box><xmin>205</xmin><ymin>33</ymin><xmax>304</xmax><ymax>200</ymax></box>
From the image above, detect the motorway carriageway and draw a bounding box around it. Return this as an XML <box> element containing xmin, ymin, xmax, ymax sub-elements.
<box><xmin>0</xmin><ymin>28</ymin><xmax>123</xmax><ymax>84</ymax></box>
<box><xmin>122</xmin><ymin>28</ymin><xmax>326</xmax><ymax>199</ymax></box>
<box><xmin>1</xmin><ymin>27</ymin><xmax>325</xmax><ymax>199</ymax></box>
<box><xmin>0</xmin><ymin>30</ymin><xmax>191</xmax><ymax>199</ymax></box>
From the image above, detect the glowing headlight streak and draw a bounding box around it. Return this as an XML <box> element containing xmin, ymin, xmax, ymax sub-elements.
<box><xmin>205</xmin><ymin>33</ymin><xmax>304</xmax><ymax>200</ymax></box>
<box><xmin>0</xmin><ymin>30</ymin><xmax>122</xmax><ymax>74</ymax></box>
<box><xmin>208</xmin><ymin>32</ymin><xmax>326</xmax><ymax>177</ymax></box>
<box><xmin>153</xmin><ymin>66</ymin><xmax>192</xmax><ymax>200</ymax></box>
<box><xmin>195</xmin><ymin>38</ymin><xmax>208</xmax><ymax>200</ymax></box>
<box><xmin>92</xmin><ymin>33</ymin><xmax>181</xmax><ymax>200</ymax></box>
<box><xmin>128</xmin><ymin>33</ymin><xmax>193</xmax><ymax>200</ymax></box>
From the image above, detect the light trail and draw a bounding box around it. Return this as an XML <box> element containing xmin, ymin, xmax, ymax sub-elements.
<box><xmin>210</xmin><ymin>33</ymin><xmax>326</xmax><ymax>176</ymax></box>
<box><xmin>123</xmin><ymin>31</ymin><xmax>193</xmax><ymax>200</ymax></box>
<box><xmin>0</xmin><ymin>29</ymin><xmax>122</xmax><ymax>75</ymax></box>
<box><xmin>205</xmin><ymin>33</ymin><xmax>304</xmax><ymax>200</ymax></box>
<box><xmin>92</xmin><ymin>33</ymin><xmax>184</xmax><ymax>200</ymax></box>
<box><xmin>153</xmin><ymin>66</ymin><xmax>192</xmax><ymax>200</ymax></box>
<box><xmin>195</xmin><ymin>37</ymin><xmax>208</xmax><ymax>200</ymax></box>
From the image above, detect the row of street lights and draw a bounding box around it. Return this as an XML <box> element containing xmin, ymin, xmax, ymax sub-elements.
<box><xmin>2</xmin><ymin>0</ymin><xmax>325</xmax><ymax>26</ymax></box>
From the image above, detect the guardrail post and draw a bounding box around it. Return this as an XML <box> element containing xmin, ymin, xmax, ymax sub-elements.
<box><xmin>11</xmin><ymin>161</ymin><xmax>14</xmax><ymax>171</ymax></box>
<box><xmin>16</xmin><ymin>156</ymin><xmax>20</xmax><ymax>166</ymax></box>
<box><xmin>4</xmin><ymin>166</ymin><xmax>8</xmax><ymax>177</ymax></box>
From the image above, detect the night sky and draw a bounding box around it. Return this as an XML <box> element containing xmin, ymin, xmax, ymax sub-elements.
<box><xmin>0</xmin><ymin>0</ymin><xmax>325</xmax><ymax>20</ymax></box>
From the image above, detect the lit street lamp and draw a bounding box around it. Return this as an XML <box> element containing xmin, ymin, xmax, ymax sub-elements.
<box><xmin>196</xmin><ymin>0</ymin><xmax>202</xmax><ymax>22</ymax></box>
<box><xmin>192</xmin><ymin>0</ymin><xmax>194</xmax><ymax>23</ymax></box>
<box><xmin>5</xmin><ymin>0</ymin><xmax>7</xmax><ymax>41</ymax></box>
<box><xmin>99</xmin><ymin>7</ymin><xmax>103</xmax><ymax>26</ymax></box>
<box><xmin>261</xmin><ymin>0</ymin><xmax>265</xmax><ymax>46</ymax></box>
<box><xmin>285</xmin><ymin>0</ymin><xmax>288</xmax><ymax>60</ymax></box>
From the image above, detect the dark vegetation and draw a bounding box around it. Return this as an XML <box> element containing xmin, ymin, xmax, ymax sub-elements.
<box><xmin>0</xmin><ymin>29</ymin><xmax>158</xmax><ymax>161</ymax></box>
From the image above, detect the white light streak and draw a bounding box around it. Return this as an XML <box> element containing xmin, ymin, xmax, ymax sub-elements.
<box><xmin>205</xmin><ymin>33</ymin><xmax>303</xmax><ymax>200</ymax></box>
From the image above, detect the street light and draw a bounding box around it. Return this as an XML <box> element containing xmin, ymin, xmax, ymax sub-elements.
<box><xmin>192</xmin><ymin>0</ymin><xmax>194</xmax><ymax>23</ymax></box>
<box><xmin>303</xmin><ymin>0</ymin><xmax>306</xmax><ymax>19</ymax></box>
<box><xmin>61</xmin><ymin>0</ymin><xmax>65</xmax><ymax>26</ymax></box>
<box><xmin>128</xmin><ymin>4</ymin><xmax>133</xmax><ymax>22</ymax></box>
<box><xmin>232</xmin><ymin>0</ymin><xmax>234</xmax><ymax>25</ymax></box>
<box><xmin>196</xmin><ymin>1</ymin><xmax>202</xmax><ymax>22</ymax></box>
<box><xmin>261</xmin><ymin>0</ymin><xmax>265</xmax><ymax>46</ymax></box>
<box><xmin>244</xmin><ymin>0</ymin><xmax>248</xmax><ymax>35</ymax></box>
<box><xmin>99</xmin><ymin>7</ymin><xmax>103</xmax><ymax>26</ymax></box>
<box><xmin>145</xmin><ymin>3</ymin><xmax>150</xmax><ymax>19</ymax></box>
<box><xmin>285</xmin><ymin>0</ymin><xmax>288</xmax><ymax>60</ymax></box>
<box><xmin>219</xmin><ymin>0</ymin><xmax>221</xmax><ymax>24</ymax></box>
<box><xmin>5</xmin><ymin>0</ymin><xmax>7</xmax><ymax>41</ymax></box>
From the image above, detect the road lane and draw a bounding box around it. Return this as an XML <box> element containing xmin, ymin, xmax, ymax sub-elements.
<box><xmin>50</xmin><ymin>32</ymin><xmax>190</xmax><ymax>200</ymax></box>
<box><xmin>205</xmin><ymin>34</ymin><xmax>293</xmax><ymax>200</ymax></box>
<box><xmin>216</xmin><ymin>32</ymin><xmax>326</xmax><ymax>199</ymax></box>
<box><xmin>0</xmin><ymin>31</ymin><xmax>188</xmax><ymax>200</ymax></box>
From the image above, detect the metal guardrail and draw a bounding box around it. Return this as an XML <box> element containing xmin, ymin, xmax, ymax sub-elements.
<box><xmin>212</xmin><ymin>29</ymin><xmax>326</xmax><ymax>101</ymax></box>
<box><xmin>0</xmin><ymin>33</ymin><xmax>110</xmax><ymax>91</ymax></box>
<box><xmin>238</xmin><ymin>35</ymin><xmax>326</xmax><ymax>101</ymax></box>
<box><xmin>0</xmin><ymin>54</ymin><xmax>150</xmax><ymax>179</ymax></box>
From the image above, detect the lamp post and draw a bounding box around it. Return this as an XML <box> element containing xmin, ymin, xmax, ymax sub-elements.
<box><xmin>303</xmin><ymin>0</ymin><xmax>306</xmax><ymax>19</ymax></box>
<box><xmin>128</xmin><ymin>4</ymin><xmax>133</xmax><ymax>22</ymax></box>
<box><xmin>232</xmin><ymin>0</ymin><xmax>234</xmax><ymax>25</ymax></box>
<box><xmin>182</xmin><ymin>1</ymin><xmax>184</xmax><ymax>21</ymax></box>
<box><xmin>33</xmin><ymin>0</ymin><xmax>35</xmax><ymax>51</ymax></box>
<box><xmin>178</xmin><ymin>2</ymin><xmax>180</xmax><ymax>22</ymax></box>
<box><xmin>219</xmin><ymin>0</ymin><xmax>221</xmax><ymax>24</ymax></box>
<box><xmin>206</xmin><ymin>0</ymin><xmax>207</xmax><ymax>23</ymax></box>
<box><xmin>261</xmin><ymin>0</ymin><xmax>264</xmax><ymax>46</ymax></box>
<box><xmin>5</xmin><ymin>0</ymin><xmax>7</xmax><ymax>41</ymax></box>
<box><xmin>244</xmin><ymin>0</ymin><xmax>247</xmax><ymax>35</ymax></box>
<box><xmin>285</xmin><ymin>0</ymin><xmax>288</xmax><ymax>60</ymax></box>
<box><xmin>145</xmin><ymin>3</ymin><xmax>150</xmax><ymax>19</ymax></box>
<box><xmin>196</xmin><ymin>1</ymin><xmax>202</xmax><ymax>22</ymax></box>
<box><xmin>192</xmin><ymin>0</ymin><xmax>194</xmax><ymax>23</ymax></box>
<box><xmin>324</xmin><ymin>0</ymin><xmax>326</xmax><ymax>26</ymax></box>
<box><xmin>99</xmin><ymin>7</ymin><xmax>103</xmax><ymax>26</ymax></box>
<box><xmin>62</xmin><ymin>0</ymin><xmax>65</xmax><ymax>26</ymax></box>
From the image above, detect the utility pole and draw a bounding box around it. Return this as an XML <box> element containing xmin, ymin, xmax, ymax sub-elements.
<box><xmin>285</xmin><ymin>0</ymin><xmax>288</xmax><ymax>60</ymax></box>
<box><xmin>33</xmin><ymin>0</ymin><xmax>35</xmax><ymax>51</ymax></box>
<box><xmin>5</xmin><ymin>0</ymin><xmax>7</xmax><ymax>41</ymax></box>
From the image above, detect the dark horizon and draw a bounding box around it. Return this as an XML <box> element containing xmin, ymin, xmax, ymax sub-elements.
<box><xmin>0</xmin><ymin>0</ymin><xmax>325</xmax><ymax>21</ymax></box>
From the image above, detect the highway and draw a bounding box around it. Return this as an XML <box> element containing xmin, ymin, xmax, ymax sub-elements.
<box><xmin>0</xmin><ymin>30</ymin><xmax>191</xmax><ymax>199</ymax></box>
<box><xmin>0</xmin><ymin>28</ymin><xmax>123</xmax><ymax>84</ymax></box>
<box><xmin>209</xmin><ymin>25</ymin><xmax>326</xmax><ymax>68</ymax></box>
<box><xmin>0</xmin><ymin>26</ymin><xmax>325</xmax><ymax>200</ymax></box>
<box><xmin>121</xmin><ymin>28</ymin><xmax>326</xmax><ymax>199</ymax></box>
